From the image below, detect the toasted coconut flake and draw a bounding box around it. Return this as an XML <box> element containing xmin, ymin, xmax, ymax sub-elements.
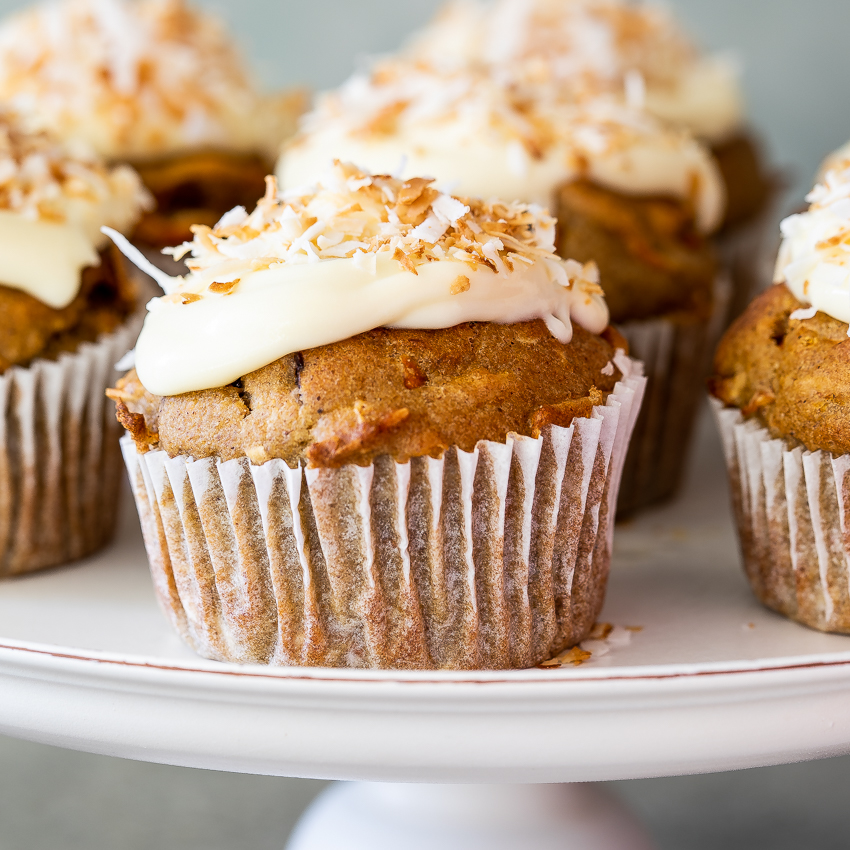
<box><xmin>450</xmin><ymin>274</ymin><xmax>471</xmax><ymax>294</ymax></box>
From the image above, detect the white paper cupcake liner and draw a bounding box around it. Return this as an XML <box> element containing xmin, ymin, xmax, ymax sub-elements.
<box><xmin>0</xmin><ymin>315</ymin><xmax>143</xmax><ymax>577</ymax></box>
<box><xmin>122</xmin><ymin>356</ymin><xmax>646</xmax><ymax>670</ymax></box>
<box><xmin>616</xmin><ymin>273</ymin><xmax>731</xmax><ymax>516</ymax></box>
<box><xmin>712</xmin><ymin>398</ymin><xmax>850</xmax><ymax>633</ymax></box>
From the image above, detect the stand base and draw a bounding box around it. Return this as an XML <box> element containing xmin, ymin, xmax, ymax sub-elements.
<box><xmin>287</xmin><ymin>782</ymin><xmax>655</xmax><ymax>850</ymax></box>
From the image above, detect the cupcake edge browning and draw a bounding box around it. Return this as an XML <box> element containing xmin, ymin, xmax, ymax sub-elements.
<box><xmin>710</xmin><ymin>283</ymin><xmax>850</xmax><ymax>455</ymax></box>
<box><xmin>110</xmin><ymin>319</ymin><xmax>623</xmax><ymax>468</ymax></box>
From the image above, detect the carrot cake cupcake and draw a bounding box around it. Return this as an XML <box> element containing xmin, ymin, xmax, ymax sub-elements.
<box><xmin>0</xmin><ymin>0</ymin><xmax>305</xmax><ymax>249</ymax></box>
<box><xmin>0</xmin><ymin>111</ymin><xmax>150</xmax><ymax>576</ymax></box>
<box><xmin>279</xmin><ymin>57</ymin><xmax>722</xmax><ymax>514</ymax></box>
<box><xmin>107</xmin><ymin>161</ymin><xmax>645</xmax><ymax>669</ymax></box>
<box><xmin>710</xmin><ymin>145</ymin><xmax>850</xmax><ymax>633</ymax></box>
<box><xmin>409</xmin><ymin>0</ymin><xmax>777</xmax><ymax>323</ymax></box>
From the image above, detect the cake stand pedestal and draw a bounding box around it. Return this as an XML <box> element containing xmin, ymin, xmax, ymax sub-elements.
<box><xmin>1</xmin><ymin>411</ymin><xmax>849</xmax><ymax>847</ymax></box>
<box><xmin>288</xmin><ymin>782</ymin><xmax>653</xmax><ymax>850</ymax></box>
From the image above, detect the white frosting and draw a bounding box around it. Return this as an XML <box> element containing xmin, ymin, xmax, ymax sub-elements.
<box><xmin>109</xmin><ymin>162</ymin><xmax>611</xmax><ymax>396</ymax></box>
<box><xmin>278</xmin><ymin>66</ymin><xmax>725</xmax><ymax>233</ymax></box>
<box><xmin>775</xmin><ymin>149</ymin><xmax>850</xmax><ymax>327</ymax></box>
<box><xmin>134</xmin><ymin>255</ymin><xmax>608</xmax><ymax>397</ymax></box>
<box><xmin>0</xmin><ymin>0</ymin><xmax>303</xmax><ymax>161</ymax></box>
<box><xmin>406</xmin><ymin>0</ymin><xmax>745</xmax><ymax>143</ymax></box>
<box><xmin>0</xmin><ymin>213</ymin><xmax>98</xmax><ymax>308</ymax></box>
<box><xmin>0</xmin><ymin>114</ymin><xmax>150</xmax><ymax>308</ymax></box>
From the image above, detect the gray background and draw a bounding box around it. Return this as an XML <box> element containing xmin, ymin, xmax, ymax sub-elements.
<box><xmin>2</xmin><ymin>0</ymin><xmax>850</xmax><ymax>847</ymax></box>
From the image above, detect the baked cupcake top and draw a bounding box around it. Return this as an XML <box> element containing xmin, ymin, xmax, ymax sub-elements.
<box><xmin>0</xmin><ymin>0</ymin><xmax>302</xmax><ymax>162</ymax></box>
<box><xmin>0</xmin><ymin>111</ymin><xmax>149</xmax><ymax>309</ymax></box>
<box><xmin>278</xmin><ymin>59</ymin><xmax>724</xmax><ymax>234</ymax></box>
<box><xmin>774</xmin><ymin>147</ymin><xmax>850</xmax><ymax>326</ymax></box>
<box><xmin>407</xmin><ymin>0</ymin><xmax>744</xmax><ymax>144</ymax></box>
<box><xmin>108</xmin><ymin>160</ymin><xmax>611</xmax><ymax>397</ymax></box>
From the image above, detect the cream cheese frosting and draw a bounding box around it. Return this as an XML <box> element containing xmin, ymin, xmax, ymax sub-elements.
<box><xmin>0</xmin><ymin>113</ymin><xmax>150</xmax><ymax>308</ymax></box>
<box><xmin>406</xmin><ymin>0</ymin><xmax>744</xmax><ymax>144</ymax></box>
<box><xmin>278</xmin><ymin>61</ymin><xmax>725</xmax><ymax>234</ymax></box>
<box><xmin>775</xmin><ymin>148</ymin><xmax>850</xmax><ymax>329</ymax></box>
<box><xmin>0</xmin><ymin>0</ymin><xmax>303</xmax><ymax>162</ymax></box>
<box><xmin>108</xmin><ymin>162</ymin><xmax>611</xmax><ymax>397</ymax></box>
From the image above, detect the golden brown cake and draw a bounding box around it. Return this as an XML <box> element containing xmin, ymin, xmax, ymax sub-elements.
<box><xmin>711</xmin><ymin>285</ymin><xmax>850</xmax><ymax>455</ymax></box>
<box><xmin>0</xmin><ymin>0</ymin><xmax>306</xmax><ymax>248</ymax></box>
<box><xmin>109</xmin><ymin>162</ymin><xmax>646</xmax><ymax>669</ymax></box>
<box><xmin>711</xmin><ymin>148</ymin><xmax>850</xmax><ymax>634</ymax></box>
<box><xmin>114</xmin><ymin>320</ymin><xmax>623</xmax><ymax>465</ymax></box>
<box><xmin>555</xmin><ymin>180</ymin><xmax>716</xmax><ymax>324</ymax></box>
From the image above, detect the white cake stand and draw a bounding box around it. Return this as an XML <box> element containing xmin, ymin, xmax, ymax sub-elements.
<box><xmin>2</xmin><ymin>410</ymin><xmax>849</xmax><ymax>848</ymax></box>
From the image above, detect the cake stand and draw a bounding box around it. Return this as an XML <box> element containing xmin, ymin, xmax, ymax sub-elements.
<box><xmin>2</xmin><ymin>409</ymin><xmax>850</xmax><ymax>849</ymax></box>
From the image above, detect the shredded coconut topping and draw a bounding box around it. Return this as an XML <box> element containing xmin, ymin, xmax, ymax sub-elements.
<box><xmin>297</xmin><ymin>57</ymin><xmax>698</xmax><ymax>166</ymax></box>
<box><xmin>405</xmin><ymin>0</ymin><xmax>742</xmax><ymax>141</ymax></box>
<box><xmin>410</xmin><ymin>0</ymin><xmax>696</xmax><ymax>97</ymax></box>
<box><xmin>0</xmin><ymin>0</ymin><xmax>304</xmax><ymax>160</ymax></box>
<box><xmin>0</xmin><ymin>108</ymin><xmax>150</xmax><ymax>227</ymax></box>
<box><xmin>158</xmin><ymin>160</ymin><xmax>602</xmax><ymax>301</ymax></box>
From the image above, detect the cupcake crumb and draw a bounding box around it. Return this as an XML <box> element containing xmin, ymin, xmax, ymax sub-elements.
<box><xmin>539</xmin><ymin>646</ymin><xmax>593</xmax><ymax>668</ymax></box>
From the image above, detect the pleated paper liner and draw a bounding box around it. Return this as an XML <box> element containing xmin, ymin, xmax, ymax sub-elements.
<box><xmin>122</xmin><ymin>356</ymin><xmax>646</xmax><ymax>671</ymax></box>
<box><xmin>0</xmin><ymin>315</ymin><xmax>143</xmax><ymax>577</ymax></box>
<box><xmin>712</xmin><ymin>398</ymin><xmax>850</xmax><ymax>634</ymax></box>
<box><xmin>616</xmin><ymin>273</ymin><xmax>731</xmax><ymax>517</ymax></box>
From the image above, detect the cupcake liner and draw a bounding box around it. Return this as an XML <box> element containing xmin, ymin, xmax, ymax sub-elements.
<box><xmin>121</xmin><ymin>356</ymin><xmax>646</xmax><ymax>670</ymax></box>
<box><xmin>615</xmin><ymin>273</ymin><xmax>731</xmax><ymax>516</ymax></box>
<box><xmin>716</xmin><ymin>181</ymin><xmax>784</xmax><ymax>328</ymax></box>
<box><xmin>712</xmin><ymin>398</ymin><xmax>850</xmax><ymax>634</ymax></box>
<box><xmin>0</xmin><ymin>315</ymin><xmax>143</xmax><ymax>577</ymax></box>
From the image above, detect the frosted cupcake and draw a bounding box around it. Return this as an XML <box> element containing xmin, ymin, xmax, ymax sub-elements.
<box><xmin>107</xmin><ymin>161</ymin><xmax>645</xmax><ymax>669</ymax></box>
<box><xmin>0</xmin><ymin>112</ymin><xmax>150</xmax><ymax>576</ymax></box>
<box><xmin>279</xmin><ymin>58</ymin><xmax>721</xmax><ymax>514</ymax></box>
<box><xmin>409</xmin><ymin>0</ymin><xmax>777</xmax><ymax>322</ymax></box>
<box><xmin>710</xmin><ymin>146</ymin><xmax>850</xmax><ymax>633</ymax></box>
<box><xmin>0</xmin><ymin>0</ymin><xmax>305</xmax><ymax>249</ymax></box>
